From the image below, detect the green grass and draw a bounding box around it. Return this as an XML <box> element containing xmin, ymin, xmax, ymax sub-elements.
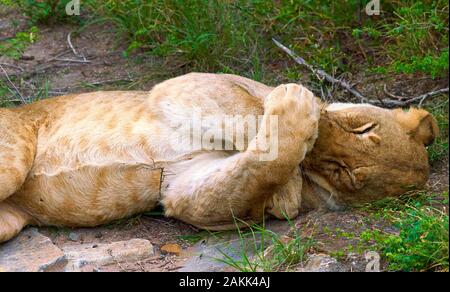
<box><xmin>0</xmin><ymin>26</ymin><xmax>39</xmax><ymax>59</ymax></box>
<box><xmin>10</xmin><ymin>0</ymin><xmax>87</xmax><ymax>24</ymax></box>
<box><xmin>359</xmin><ymin>191</ymin><xmax>449</xmax><ymax>272</ymax></box>
<box><xmin>425</xmin><ymin>99</ymin><xmax>449</xmax><ymax>163</ymax></box>
<box><xmin>0</xmin><ymin>78</ymin><xmax>51</xmax><ymax>107</ymax></box>
<box><xmin>216</xmin><ymin>216</ymin><xmax>315</xmax><ymax>272</ymax></box>
<box><xmin>7</xmin><ymin>1</ymin><xmax>447</xmax><ymax>81</ymax></box>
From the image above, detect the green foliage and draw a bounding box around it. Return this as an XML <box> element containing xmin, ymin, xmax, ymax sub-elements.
<box><xmin>0</xmin><ymin>84</ymin><xmax>13</xmax><ymax>107</ymax></box>
<box><xmin>80</xmin><ymin>0</ymin><xmax>448</xmax><ymax>81</ymax></box>
<box><xmin>360</xmin><ymin>192</ymin><xmax>449</xmax><ymax>271</ymax></box>
<box><xmin>216</xmin><ymin>216</ymin><xmax>314</xmax><ymax>272</ymax></box>
<box><xmin>15</xmin><ymin>0</ymin><xmax>87</xmax><ymax>24</ymax></box>
<box><xmin>0</xmin><ymin>26</ymin><xmax>38</xmax><ymax>59</ymax></box>
<box><xmin>391</xmin><ymin>49</ymin><xmax>449</xmax><ymax>78</ymax></box>
<box><xmin>426</xmin><ymin>99</ymin><xmax>449</xmax><ymax>162</ymax></box>
<box><xmin>0</xmin><ymin>0</ymin><xmax>15</xmax><ymax>5</ymax></box>
<box><xmin>367</xmin><ymin>0</ymin><xmax>449</xmax><ymax>77</ymax></box>
<box><xmin>88</xmin><ymin>0</ymin><xmax>265</xmax><ymax>72</ymax></box>
<box><xmin>5</xmin><ymin>1</ymin><xmax>449</xmax><ymax>80</ymax></box>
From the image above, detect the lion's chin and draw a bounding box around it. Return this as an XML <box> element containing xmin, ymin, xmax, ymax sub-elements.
<box><xmin>301</xmin><ymin>171</ymin><xmax>346</xmax><ymax>211</ymax></box>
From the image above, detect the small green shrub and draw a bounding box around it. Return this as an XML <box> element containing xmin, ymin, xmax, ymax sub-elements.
<box><xmin>360</xmin><ymin>192</ymin><xmax>449</xmax><ymax>272</ymax></box>
<box><xmin>0</xmin><ymin>26</ymin><xmax>39</xmax><ymax>59</ymax></box>
<box><xmin>16</xmin><ymin>0</ymin><xmax>86</xmax><ymax>24</ymax></box>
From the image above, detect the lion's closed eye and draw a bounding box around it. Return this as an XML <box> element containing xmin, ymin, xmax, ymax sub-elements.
<box><xmin>351</xmin><ymin>122</ymin><xmax>377</xmax><ymax>134</ymax></box>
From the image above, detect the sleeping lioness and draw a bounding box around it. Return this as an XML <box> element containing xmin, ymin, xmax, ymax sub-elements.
<box><xmin>0</xmin><ymin>73</ymin><xmax>438</xmax><ymax>242</ymax></box>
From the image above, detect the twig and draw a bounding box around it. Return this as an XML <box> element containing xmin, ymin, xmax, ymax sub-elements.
<box><xmin>67</xmin><ymin>32</ymin><xmax>88</xmax><ymax>62</ymax></box>
<box><xmin>383</xmin><ymin>84</ymin><xmax>405</xmax><ymax>100</ymax></box>
<box><xmin>273</xmin><ymin>38</ymin><xmax>368</xmax><ymax>102</ymax></box>
<box><xmin>1</xmin><ymin>51</ymin><xmax>122</xmax><ymax>80</ymax></box>
<box><xmin>0</xmin><ymin>36</ymin><xmax>13</xmax><ymax>42</ymax></box>
<box><xmin>0</xmin><ymin>63</ymin><xmax>24</xmax><ymax>72</ymax></box>
<box><xmin>67</xmin><ymin>32</ymin><xmax>79</xmax><ymax>57</ymax></box>
<box><xmin>86</xmin><ymin>78</ymin><xmax>134</xmax><ymax>86</ymax></box>
<box><xmin>377</xmin><ymin>87</ymin><xmax>449</xmax><ymax>107</ymax></box>
<box><xmin>273</xmin><ymin>38</ymin><xmax>449</xmax><ymax>107</ymax></box>
<box><xmin>54</xmin><ymin>58</ymin><xmax>91</xmax><ymax>64</ymax></box>
<box><xmin>0</xmin><ymin>63</ymin><xmax>89</xmax><ymax>80</ymax></box>
<box><xmin>47</xmin><ymin>49</ymin><xmax>72</xmax><ymax>62</ymax></box>
<box><xmin>360</xmin><ymin>87</ymin><xmax>449</xmax><ymax>107</ymax></box>
<box><xmin>0</xmin><ymin>64</ymin><xmax>26</xmax><ymax>104</ymax></box>
<box><xmin>51</xmin><ymin>78</ymin><xmax>134</xmax><ymax>92</ymax></box>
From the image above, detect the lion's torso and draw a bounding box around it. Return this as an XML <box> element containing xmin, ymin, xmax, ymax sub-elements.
<box><xmin>9</xmin><ymin>73</ymin><xmax>274</xmax><ymax>226</ymax></box>
<box><xmin>5</xmin><ymin>73</ymin><xmax>433</xmax><ymax>227</ymax></box>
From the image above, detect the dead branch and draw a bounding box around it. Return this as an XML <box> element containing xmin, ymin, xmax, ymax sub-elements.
<box><xmin>67</xmin><ymin>32</ymin><xmax>88</xmax><ymax>62</ymax></box>
<box><xmin>0</xmin><ymin>62</ymin><xmax>89</xmax><ymax>80</ymax></box>
<box><xmin>383</xmin><ymin>84</ymin><xmax>405</xmax><ymax>100</ymax></box>
<box><xmin>273</xmin><ymin>38</ymin><xmax>449</xmax><ymax>107</ymax></box>
<box><xmin>0</xmin><ymin>64</ymin><xmax>26</xmax><ymax>104</ymax></box>
<box><xmin>47</xmin><ymin>49</ymin><xmax>73</xmax><ymax>62</ymax></box>
<box><xmin>54</xmin><ymin>58</ymin><xmax>91</xmax><ymax>64</ymax></box>
<box><xmin>0</xmin><ymin>36</ymin><xmax>13</xmax><ymax>42</ymax></box>
<box><xmin>374</xmin><ymin>87</ymin><xmax>449</xmax><ymax>107</ymax></box>
<box><xmin>273</xmin><ymin>38</ymin><xmax>369</xmax><ymax>102</ymax></box>
<box><xmin>0</xmin><ymin>63</ymin><xmax>24</xmax><ymax>72</ymax></box>
<box><xmin>67</xmin><ymin>32</ymin><xmax>79</xmax><ymax>57</ymax></box>
<box><xmin>52</xmin><ymin>78</ymin><xmax>134</xmax><ymax>92</ymax></box>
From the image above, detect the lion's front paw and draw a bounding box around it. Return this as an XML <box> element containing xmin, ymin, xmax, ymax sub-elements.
<box><xmin>265</xmin><ymin>84</ymin><xmax>320</xmax><ymax>151</ymax></box>
<box><xmin>295</xmin><ymin>84</ymin><xmax>320</xmax><ymax>152</ymax></box>
<box><xmin>296</xmin><ymin>84</ymin><xmax>320</xmax><ymax>124</ymax></box>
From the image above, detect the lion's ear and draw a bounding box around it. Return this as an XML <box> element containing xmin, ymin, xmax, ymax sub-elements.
<box><xmin>394</xmin><ymin>108</ymin><xmax>439</xmax><ymax>146</ymax></box>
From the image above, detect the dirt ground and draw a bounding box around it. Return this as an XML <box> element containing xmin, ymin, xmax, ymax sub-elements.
<box><xmin>1</xmin><ymin>7</ymin><xmax>448</xmax><ymax>272</ymax></box>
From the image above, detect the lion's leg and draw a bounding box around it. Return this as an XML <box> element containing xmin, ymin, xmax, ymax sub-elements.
<box><xmin>265</xmin><ymin>168</ymin><xmax>303</xmax><ymax>220</ymax></box>
<box><xmin>0</xmin><ymin>202</ymin><xmax>33</xmax><ymax>242</ymax></box>
<box><xmin>0</xmin><ymin>109</ymin><xmax>37</xmax><ymax>202</ymax></box>
<box><xmin>163</xmin><ymin>84</ymin><xmax>319</xmax><ymax>230</ymax></box>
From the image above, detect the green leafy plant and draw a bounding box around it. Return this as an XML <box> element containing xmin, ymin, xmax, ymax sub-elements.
<box><xmin>0</xmin><ymin>26</ymin><xmax>38</xmax><ymax>59</ymax></box>
<box><xmin>360</xmin><ymin>192</ymin><xmax>449</xmax><ymax>272</ymax></box>
<box><xmin>16</xmin><ymin>0</ymin><xmax>87</xmax><ymax>24</ymax></box>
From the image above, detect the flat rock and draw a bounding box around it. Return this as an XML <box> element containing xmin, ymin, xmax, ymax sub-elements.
<box><xmin>0</xmin><ymin>228</ymin><xmax>66</xmax><ymax>272</ymax></box>
<box><xmin>179</xmin><ymin>220</ymin><xmax>291</xmax><ymax>272</ymax></box>
<box><xmin>62</xmin><ymin>239</ymin><xmax>154</xmax><ymax>271</ymax></box>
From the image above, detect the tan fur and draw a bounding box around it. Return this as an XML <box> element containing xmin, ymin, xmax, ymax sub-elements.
<box><xmin>0</xmin><ymin>73</ymin><xmax>437</xmax><ymax>242</ymax></box>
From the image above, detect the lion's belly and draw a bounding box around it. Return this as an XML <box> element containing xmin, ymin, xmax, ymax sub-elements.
<box><xmin>10</xmin><ymin>164</ymin><xmax>162</xmax><ymax>227</ymax></box>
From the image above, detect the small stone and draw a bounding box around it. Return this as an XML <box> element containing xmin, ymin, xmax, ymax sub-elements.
<box><xmin>161</xmin><ymin>243</ymin><xmax>182</xmax><ymax>255</ymax></box>
<box><xmin>0</xmin><ymin>228</ymin><xmax>66</xmax><ymax>272</ymax></box>
<box><xmin>68</xmin><ymin>232</ymin><xmax>80</xmax><ymax>242</ymax></box>
<box><xmin>62</xmin><ymin>239</ymin><xmax>154</xmax><ymax>272</ymax></box>
<box><xmin>20</xmin><ymin>54</ymin><xmax>35</xmax><ymax>61</ymax></box>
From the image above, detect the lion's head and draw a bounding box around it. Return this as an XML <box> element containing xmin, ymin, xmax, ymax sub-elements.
<box><xmin>303</xmin><ymin>103</ymin><xmax>439</xmax><ymax>206</ymax></box>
